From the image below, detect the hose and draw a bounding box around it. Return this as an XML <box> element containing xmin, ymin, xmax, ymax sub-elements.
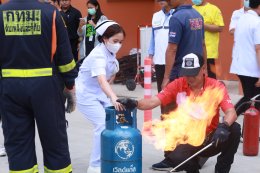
<box><xmin>235</xmin><ymin>94</ymin><xmax>260</xmax><ymax>113</ymax></box>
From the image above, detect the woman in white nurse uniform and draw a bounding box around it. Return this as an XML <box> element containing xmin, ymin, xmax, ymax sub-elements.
<box><xmin>76</xmin><ymin>20</ymin><xmax>125</xmax><ymax>173</ymax></box>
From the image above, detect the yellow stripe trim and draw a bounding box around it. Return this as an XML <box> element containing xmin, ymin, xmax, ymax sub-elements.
<box><xmin>58</xmin><ymin>59</ymin><xmax>76</xmax><ymax>73</ymax></box>
<box><xmin>44</xmin><ymin>164</ymin><xmax>72</xmax><ymax>173</ymax></box>
<box><xmin>10</xmin><ymin>165</ymin><xmax>39</xmax><ymax>173</ymax></box>
<box><xmin>2</xmin><ymin>68</ymin><xmax>52</xmax><ymax>77</ymax></box>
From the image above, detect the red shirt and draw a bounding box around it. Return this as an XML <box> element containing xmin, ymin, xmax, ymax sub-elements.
<box><xmin>157</xmin><ymin>77</ymin><xmax>234</xmax><ymax>134</ymax></box>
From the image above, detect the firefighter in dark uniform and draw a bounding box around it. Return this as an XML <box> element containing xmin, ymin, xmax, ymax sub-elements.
<box><xmin>0</xmin><ymin>0</ymin><xmax>77</xmax><ymax>172</ymax></box>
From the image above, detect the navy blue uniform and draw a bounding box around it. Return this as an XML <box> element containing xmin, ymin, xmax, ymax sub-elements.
<box><xmin>0</xmin><ymin>0</ymin><xmax>77</xmax><ymax>172</ymax></box>
<box><xmin>168</xmin><ymin>5</ymin><xmax>204</xmax><ymax>81</ymax></box>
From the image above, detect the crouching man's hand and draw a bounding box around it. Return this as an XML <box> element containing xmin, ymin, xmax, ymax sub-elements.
<box><xmin>212</xmin><ymin>122</ymin><xmax>230</xmax><ymax>147</ymax></box>
<box><xmin>116</xmin><ymin>98</ymin><xmax>138</xmax><ymax>110</ymax></box>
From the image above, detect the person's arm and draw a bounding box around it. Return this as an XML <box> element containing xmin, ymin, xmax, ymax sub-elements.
<box><xmin>55</xmin><ymin>9</ymin><xmax>77</xmax><ymax>89</ymax></box>
<box><xmin>97</xmin><ymin>75</ymin><xmax>124</xmax><ymax>111</ymax></box>
<box><xmin>77</xmin><ymin>19</ymin><xmax>86</xmax><ymax>36</ymax></box>
<box><xmin>162</xmin><ymin>43</ymin><xmax>178</xmax><ymax>89</ymax></box>
<box><xmin>229</xmin><ymin>28</ymin><xmax>235</xmax><ymax>35</ymax></box>
<box><xmin>137</xmin><ymin>96</ymin><xmax>161</xmax><ymax>110</ymax></box>
<box><xmin>255</xmin><ymin>44</ymin><xmax>260</xmax><ymax>87</ymax></box>
<box><xmin>212</xmin><ymin>106</ymin><xmax>237</xmax><ymax>146</ymax></box>
<box><xmin>256</xmin><ymin>44</ymin><xmax>260</xmax><ymax>68</ymax></box>
<box><xmin>203</xmin><ymin>40</ymin><xmax>207</xmax><ymax>63</ymax></box>
<box><xmin>76</xmin><ymin>10</ymin><xmax>82</xmax><ymax>33</ymax></box>
<box><xmin>219</xmin><ymin>84</ymin><xmax>238</xmax><ymax>126</ymax></box>
<box><xmin>54</xmin><ymin>9</ymin><xmax>77</xmax><ymax>113</ymax></box>
<box><xmin>200</xmin><ymin>19</ymin><xmax>208</xmax><ymax>71</ymax></box>
<box><xmin>148</xmin><ymin>13</ymin><xmax>155</xmax><ymax>58</ymax></box>
<box><xmin>229</xmin><ymin>11</ymin><xmax>238</xmax><ymax>35</ymax></box>
<box><xmin>117</xmin><ymin>79</ymin><xmax>178</xmax><ymax>110</ymax></box>
<box><xmin>205</xmin><ymin>7</ymin><xmax>224</xmax><ymax>33</ymax></box>
<box><xmin>162</xmin><ymin>17</ymin><xmax>182</xmax><ymax>89</ymax></box>
<box><xmin>211</xmin><ymin>84</ymin><xmax>238</xmax><ymax>146</ymax></box>
<box><xmin>204</xmin><ymin>24</ymin><xmax>223</xmax><ymax>32</ymax></box>
<box><xmin>223</xmin><ymin>108</ymin><xmax>237</xmax><ymax>126</ymax></box>
<box><xmin>88</xmin><ymin>19</ymin><xmax>96</xmax><ymax>28</ymax></box>
<box><xmin>108</xmin><ymin>74</ymin><xmax>116</xmax><ymax>84</ymax></box>
<box><xmin>148</xmin><ymin>27</ymin><xmax>155</xmax><ymax>58</ymax></box>
<box><xmin>254</xmin><ymin>21</ymin><xmax>260</xmax><ymax>87</ymax></box>
<box><xmin>77</xmin><ymin>10</ymin><xmax>82</xmax><ymax>20</ymax></box>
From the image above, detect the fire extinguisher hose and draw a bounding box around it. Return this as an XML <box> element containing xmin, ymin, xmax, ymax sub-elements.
<box><xmin>168</xmin><ymin>142</ymin><xmax>214</xmax><ymax>173</ymax></box>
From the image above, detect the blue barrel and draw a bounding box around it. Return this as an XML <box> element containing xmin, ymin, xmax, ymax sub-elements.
<box><xmin>101</xmin><ymin>106</ymin><xmax>142</xmax><ymax>173</ymax></box>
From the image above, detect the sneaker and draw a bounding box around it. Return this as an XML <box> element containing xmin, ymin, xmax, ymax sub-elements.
<box><xmin>0</xmin><ymin>146</ymin><xmax>6</xmax><ymax>157</ymax></box>
<box><xmin>152</xmin><ymin>160</ymin><xmax>173</xmax><ymax>171</ymax></box>
<box><xmin>87</xmin><ymin>166</ymin><xmax>100</xmax><ymax>173</ymax></box>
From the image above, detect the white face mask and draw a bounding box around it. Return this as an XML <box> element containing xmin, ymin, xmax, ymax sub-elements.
<box><xmin>105</xmin><ymin>41</ymin><xmax>122</xmax><ymax>54</ymax></box>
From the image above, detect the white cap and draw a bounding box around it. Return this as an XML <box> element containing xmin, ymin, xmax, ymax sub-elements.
<box><xmin>95</xmin><ymin>20</ymin><xmax>118</xmax><ymax>36</ymax></box>
<box><xmin>179</xmin><ymin>53</ymin><xmax>204</xmax><ymax>76</ymax></box>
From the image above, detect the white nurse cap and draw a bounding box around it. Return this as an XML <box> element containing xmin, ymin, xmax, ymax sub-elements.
<box><xmin>95</xmin><ymin>20</ymin><xmax>118</xmax><ymax>36</ymax></box>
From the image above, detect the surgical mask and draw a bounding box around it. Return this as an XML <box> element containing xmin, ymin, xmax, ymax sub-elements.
<box><xmin>244</xmin><ymin>0</ymin><xmax>249</xmax><ymax>8</ymax></box>
<box><xmin>88</xmin><ymin>8</ymin><xmax>96</xmax><ymax>15</ymax></box>
<box><xmin>105</xmin><ymin>41</ymin><xmax>122</xmax><ymax>54</ymax></box>
<box><xmin>192</xmin><ymin>0</ymin><xmax>203</xmax><ymax>6</ymax></box>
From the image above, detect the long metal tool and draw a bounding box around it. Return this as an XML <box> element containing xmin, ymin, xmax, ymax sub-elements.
<box><xmin>168</xmin><ymin>142</ymin><xmax>214</xmax><ymax>173</ymax></box>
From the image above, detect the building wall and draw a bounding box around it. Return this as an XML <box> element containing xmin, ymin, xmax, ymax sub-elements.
<box><xmin>72</xmin><ymin>0</ymin><xmax>242</xmax><ymax>80</ymax></box>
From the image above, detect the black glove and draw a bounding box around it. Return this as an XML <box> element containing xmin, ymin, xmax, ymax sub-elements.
<box><xmin>212</xmin><ymin>122</ymin><xmax>230</xmax><ymax>147</ymax></box>
<box><xmin>63</xmin><ymin>87</ymin><xmax>76</xmax><ymax>113</ymax></box>
<box><xmin>116</xmin><ymin>98</ymin><xmax>138</xmax><ymax>110</ymax></box>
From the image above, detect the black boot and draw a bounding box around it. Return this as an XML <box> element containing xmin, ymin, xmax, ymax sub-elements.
<box><xmin>215</xmin><ymin>166</ymin><xmax>231</xmax><ymax>173</ymax></box>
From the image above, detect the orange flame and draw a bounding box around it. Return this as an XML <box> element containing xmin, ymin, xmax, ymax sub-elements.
<box><xmin>143</xmin><ymin>86</ymin><xmax>224</xmax><ymax>151</ymax></box>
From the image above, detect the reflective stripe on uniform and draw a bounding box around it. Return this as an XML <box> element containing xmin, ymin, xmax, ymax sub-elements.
<box><xmin>44</xmin><ymin>164</ymin><xmax>72</xmax><ymax>173</ymax></box>
<box><xmin>58</xmin><ymin>59</ymin><xmax>76</xmax><ymax>73</ymax></box>
<box><xmin>10</xmin><ymin>165</ymin><xmax>39</xmax><ymax>173</ymax></box>
<box><xmin>51</xmin><ymin>10</ymin><xmax>57</xmax><ymax>62</ymax></box>
<box><xmin>2</xmin><ymin>68</ymin><xmax>52</xmax><ymax>77</ymax></box>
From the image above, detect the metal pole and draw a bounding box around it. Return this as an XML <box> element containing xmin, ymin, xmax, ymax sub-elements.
<box><xmin>168</xmin><ymin>142</ymin><xmax>214</xmax><ymax>173</ymax></box>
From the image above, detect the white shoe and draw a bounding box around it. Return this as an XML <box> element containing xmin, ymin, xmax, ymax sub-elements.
<box><xmin>87</xmin><ymin>166</ymin><xmax>100</xmax><ymax>173</ymax></box>
<box><xmin>0</xmin><ymin>146</ymin><xmax>6</xmax><ymax>157</ymax></box>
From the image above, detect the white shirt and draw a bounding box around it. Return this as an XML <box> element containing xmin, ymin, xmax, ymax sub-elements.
<box><xmin>229</xmin><ymin>8</ymin><xmax>247</xmax><ymax>31</ymax></box>
<box><xmin>148</xmin><ymin>9</ymin><xmax>173</xmax><ymax>65</ymax></box>
<box><xmin>230</xmin><ymin>10</ymin><xmax>260</xmax><ymax>78</ymax></box>
<box><xmin>76</xmin><ymin>43</ymin><xmax>119</xmax><ymax>105</ymax></box>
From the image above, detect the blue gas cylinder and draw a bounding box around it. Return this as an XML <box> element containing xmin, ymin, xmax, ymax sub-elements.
<box><xmin>101</xmin><ymin>106</ymin><xmax>142</xmax><ymax>173</ymax></box>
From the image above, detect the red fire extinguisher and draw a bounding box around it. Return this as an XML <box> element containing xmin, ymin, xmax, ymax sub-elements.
<box><xmin>243</xmin><ymin>101</ymin><xmax>260</xmax><ymax>156</ymax></box>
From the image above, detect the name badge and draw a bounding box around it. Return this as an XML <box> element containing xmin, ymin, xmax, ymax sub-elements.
<box><xmin>89</xmin><ymin>35</ymin><xmax>93</xmax><ymax>41</ymax></box>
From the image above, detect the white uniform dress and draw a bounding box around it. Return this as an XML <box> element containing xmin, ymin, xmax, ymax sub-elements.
<box><xmin>76</xmin><ymin>43</ymin><xmax>119</xmax><ymax>167</ymax></box>
<box><xmin>230</xmin><ymin>10</ymin><xmax>260</xmax><ymax>77</ymax></box>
